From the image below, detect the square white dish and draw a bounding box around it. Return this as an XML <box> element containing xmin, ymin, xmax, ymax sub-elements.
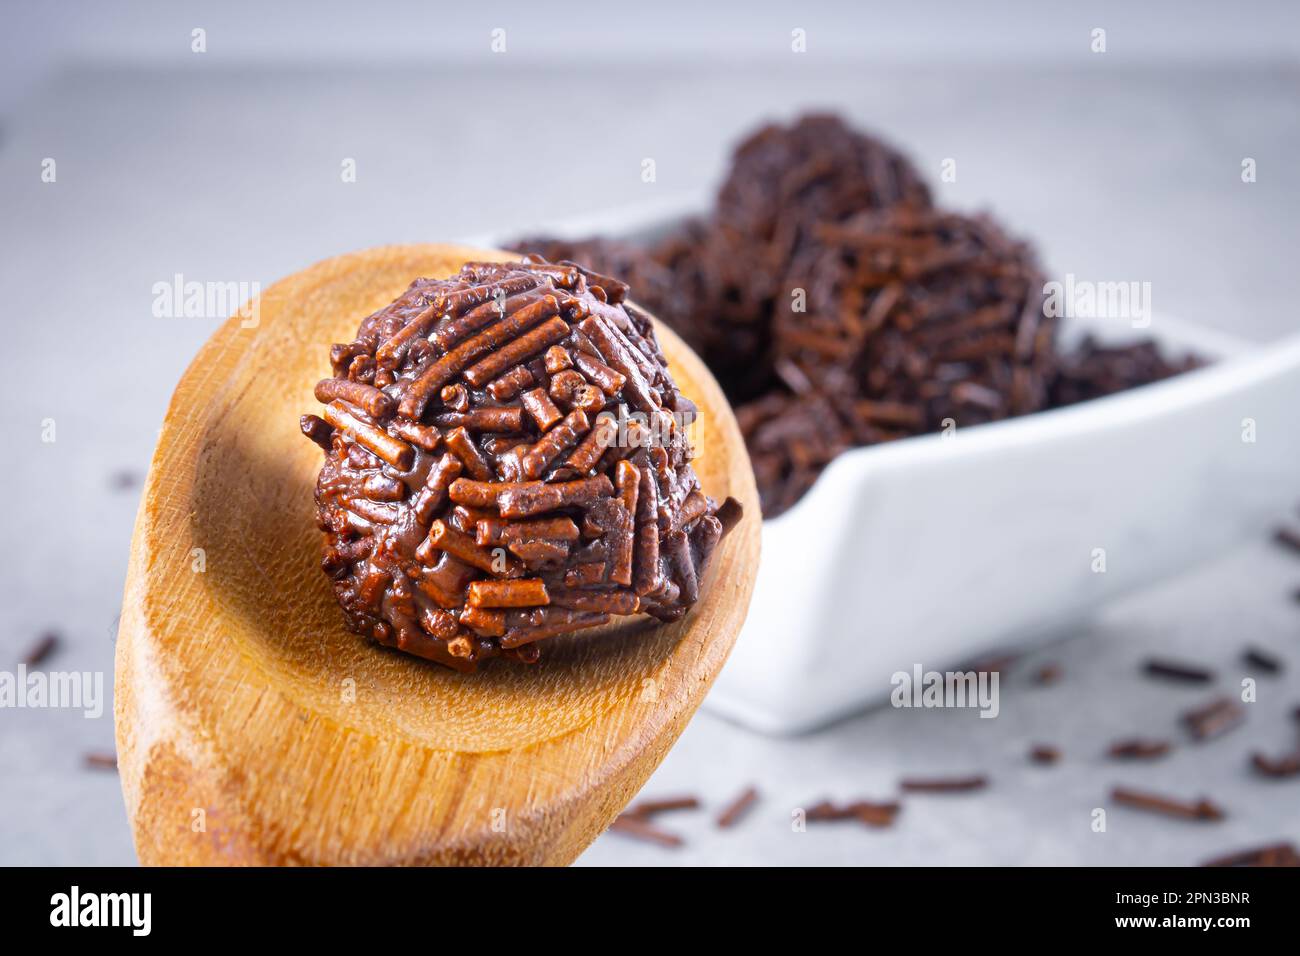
<box><xmin>481</xmin><ymin>198</ymin><xmax>1300</xmax><ymax>734</ymax></box>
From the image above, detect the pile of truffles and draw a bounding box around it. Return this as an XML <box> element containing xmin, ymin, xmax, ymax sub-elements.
<box><xmin>517</xmin><ymin>114</ymin><xmax>1201</xmax><ymax>516</ymax></box>
<box><xmin>302</xmin><ymin>257</ymin><xmax>741</xmax><ymax>671</ymax></box>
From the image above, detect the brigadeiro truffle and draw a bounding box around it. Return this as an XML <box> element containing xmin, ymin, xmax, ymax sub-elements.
<box><xmin>302</xmin><ymin>256</ymin><xmax>742</xmax><ymax>672</ymax></box>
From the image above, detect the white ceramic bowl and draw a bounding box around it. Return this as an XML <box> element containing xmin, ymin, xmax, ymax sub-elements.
<box><xmin>484</xmin><ymin>200</ymin><xmax>1300</xmax><ymax>734</ymax></box>
<box><xmin>715</xmin><ymin>319</ymin><xmax>1300</xmax><ymax>732</ymax></box>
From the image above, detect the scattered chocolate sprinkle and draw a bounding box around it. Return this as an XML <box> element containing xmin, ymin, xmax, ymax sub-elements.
<box><xmin>624</xmin><ymin>795</ymin><xmax>701</xmax><ymax>817</ymax></box>
<box><xmin>1143</xmin><ymin>657</ymin><xmax>1215</xmax><ymax>684</ymax></box>
<box><xmin>608</xmin><ymin>813</ymin><xmax>683</xmax><ymax>848</ymax></box>
<box><xmin>1243</xmin><ymin>646</ymin><xmax>1283</xmax><ymax>675</ymax></box>
<box><xmin>806</xmin><ymin>799</ymin><xmax>901</xmax><ymax>828</ymax></box>
<box><xmin>516</xmin><ymin>114</ymin><xmax>1201</xmax><ymax>517</ymax></box>
<box><xmin>109</xmin><ymin>469</ymin><xmax>141</xmax><ymax>491</ymax></box>
<box><xmin>1033</xmin><ymin>663</ymin><xmax>1062</xmax><ymax>686</ymax></box>
<box><xmin>1109</xmin><ymin>738</ymin><xmax>1173</xmax><ymax>760</ymax></box>
<box><xmin>1202</xmin><ymin>842</ymin><xmax>1300</xmax><ymax>867</ymax></box>
<box><xmin>805</xmin><ymin>801</ymin><xmax>853</xmax><ymax>822</ymax></box>
<box><xmin>851</xmin><ymin>803</ymin><xmax>901</xmax><ymax>828</ymax></box>
<box><xmin>1250</xmin><ymin>750</ymin><xmax>1300</xmax><ymax>778</ymax></box>
<box><xmin>1029</xmin><ymin>745</ymin><xmax>1060</xmax><ymax>765</ymax></box>
<box><xmin>965</xmin><ymin>652</ymin><xmax>1020</xmax><ymax>675</ymax></box>
<box><xmin>1182</xmin><ymin>696</ymin><xmax>1245</xmax><ymax>741</ymax></box>
<box><xmin>84</xmin><ymin>752</ymin><xmax>118</xmax><ymax>771</ymax></box>
<box><xmin>716</xmin><ymin>786</ymin><xmax>760</xmax><ymax>828</ymax></box>
<box><xmin>900</xmin><ymin>775</ymin><xmax>988</xmax><ymax>793</ymax></box>
<box><xmin>21</xmin><ymin>630</ymin><xmax>60</xmax><ymax>667</ymax></box>
<box><xmin>1273</xmin><ymin>526</ymin><xmax>1300</xmax><ymax>555</ymax></box>
<box><xmin>1111</xmin><ymin>786</ymin><xmax>1224</xmax><ymax>821</ymax></box>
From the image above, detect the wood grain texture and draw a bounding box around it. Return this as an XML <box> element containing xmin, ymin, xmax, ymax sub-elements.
<box><xmin>113</xmin><ymin>244</ymin><xmax>759</xmax><ymax>866</ymax></box>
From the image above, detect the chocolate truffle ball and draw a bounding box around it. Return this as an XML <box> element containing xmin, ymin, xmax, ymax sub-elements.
<box><xmin>302</xmin><ymin>256</ymin><xmax>741</xmax><ymax>672</ymax></box>
<box><xmin>714</xmin><ymin>113</ymin><xmax>933</xmax><ymax>263</ymax></box>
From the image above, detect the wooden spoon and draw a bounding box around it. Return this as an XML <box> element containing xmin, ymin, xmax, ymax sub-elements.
<box><xmin>114</xmin><ymin>244</ymin><xmax>759</xmax><ymax>865</ymax></box>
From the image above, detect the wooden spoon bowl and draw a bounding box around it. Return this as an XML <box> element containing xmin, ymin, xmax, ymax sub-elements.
<box><xmin>114</xmin><ymin>244</ymin><xmax>759</xmax><ymax>865</ymax></box>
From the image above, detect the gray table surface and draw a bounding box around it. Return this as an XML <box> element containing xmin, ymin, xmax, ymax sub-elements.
<box><xmin>1</xmin><ymin>63</ymin><xmax>1297</xmax><ymax>866</ymax></box>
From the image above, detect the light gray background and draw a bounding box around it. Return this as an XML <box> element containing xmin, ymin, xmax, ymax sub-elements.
<box><xmin>1</xmin><ymin>1</ymin><xmax>1297</xmax><ymax>866</ymax></box>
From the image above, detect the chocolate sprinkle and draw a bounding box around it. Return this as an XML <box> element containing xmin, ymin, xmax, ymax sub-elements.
<box><xmin>624</xmin><ymin>795</ymin><xmax>701</xmax><ymax>817</ymax></box>
<box><xmin>1182</xmin><ymin>697</ymin><xmax>1245</xmax><ymax>741</ymax></box>
<box><xmin>716</xmin><ymin>785</ymin><xmax>760</xmax><ymax>828</ymax></box>
<box><xmin>1143</xmin><ymin>657</ymin><xmax>1215</xmax><ymax>684</ymax></box>
<box><xmin>109</xmin><ymin>469</ymin><xmax>142</xmax><ymax>491</ymax></box>
<box><xmin>1108</xmin><ymin>739</ymin><xmax>1172</xmax><ymax>760</ymax></box>
<box><xmin>1029</xmin><ymin>745</ymin><xmax>1061</xmax><ymax>765</ymax></box>
<box><xmin>806</xmin><ymin>799</ymin><xmax>901</xmax><ymax>828</ymax></box>
<box><xmin>900</xmin><ymin>775</ymin><xmax>988</xmax><ymax>793</ymax></box>
<box><xmin>21</xmin><ymin>631</ymin><xmax>59</xmax><ymax>668</ymax></box>
<box><xmin>1243</xmin><ymin>646</ymin><xmax>1283</xmax><ymax>674</ymax></box>
<box><xmin>1203</xmin><ymin>842</ymin><xmax>1300</xmax><ymax>867</ymax></box>
<box><xmin>1111</xmin><ymin>786</ymin><xmax>1224</xmax><ymax>822</ymax></box>
<box><xmin>608</xmin><ymin>813</ymin><xmax>683</xmax><ymax>848</ymax></box>
<box><xmin>1251</xmin><ymin>750</ymin><xmax>1300</xmax><ymax>778</ymax></box>
<box><xmin>1033</xmin><ymin>663</ymin><xmax>1063</xmax><ymax>686</ymax></box>
<box><xmin>1273</xmin><ymin>526</ymin><xmax>1300</xmax><ymax>555</ymax></box>
<box><xmin>83</xmin><ymin>752</ymin><xmax>118</xmax><ymax>771</ymax></box>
